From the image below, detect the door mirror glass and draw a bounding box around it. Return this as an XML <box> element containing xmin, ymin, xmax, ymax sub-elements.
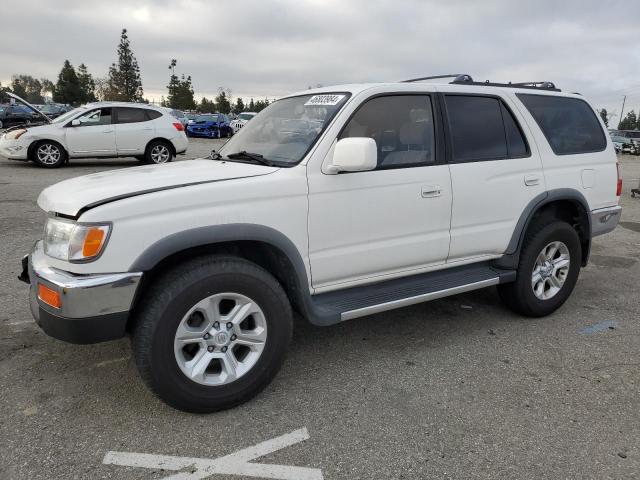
<box><xmin>328</xmin><ymin>137</ymin><xmax>377</xmax><ymax>173</ymax></box>
<box><xmin>71</xmin><ymin>119</ymin><xmax>81</xmax><ymax>127</ymax></box>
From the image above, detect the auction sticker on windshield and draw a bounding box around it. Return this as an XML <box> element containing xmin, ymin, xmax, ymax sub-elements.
<box><xmin>304</xmin><ymin>94</ymin><xmax>346</xmax><ymax>106</ymax></box>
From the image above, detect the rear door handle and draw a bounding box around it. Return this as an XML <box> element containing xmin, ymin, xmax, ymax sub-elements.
<box><xmin>524</xmin><ymin>174</ymin><xmax>541</xmax><ymax>186</ymax></box>
<box><xmin>421</xmin><ymin>185</ymin><xmax>441</xmax><ymax>198</ymax></box>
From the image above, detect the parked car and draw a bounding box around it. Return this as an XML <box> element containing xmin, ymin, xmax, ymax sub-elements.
<box><xmin>0</xmin><ymin>102</ymin><xmax>188</xmax><ymax>167</ymax></box>
<box><xmin>0</xmin><ymin>104</ymin><xmax>39</xmax><ymax>129</ymax></box>
<box><xmin>186</xmin><ymin>113</ymin><xmax>232</xmax><ymax>138</ymax></box>
<box><xmin>230</xmin><ymin>111</ymin><xmax>257</xmax><ymax>134</ymax></box>
<box><xmin>39</xmin><ymin>103</ymin><xmax>73</xmax><ymax>119</ymax></box>
<box><xmin>619</xmin><ymin>130</ymin><xmax>640</xmax><ymax>150</ymax></box>
<box><xmin>20</xmin><ymin>77</ymin><xmax>621</xmax><ymax>412</ymax></box>
<box><xmin>169</xmin><ymin>109</ymin><xmax>190</xmax><ymax>127</ymax></box>
<box><xmin>610</xmin><ymin>134</ymin><xmax>638</xmax><ymax>154</ymax></box>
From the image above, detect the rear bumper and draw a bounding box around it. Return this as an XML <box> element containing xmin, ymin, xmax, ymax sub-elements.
<box><xmin>591</xmin><ymin>205</ymin><xmax>622</xmax><ymax>237</ymax></box>
<box><xmin>23</xmin><ymin>241</ymin><xmax>142</xmax><ymax>344</ymax></box>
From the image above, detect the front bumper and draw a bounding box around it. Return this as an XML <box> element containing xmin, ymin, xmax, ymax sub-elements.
<box><xmin>591</xmin><ymin>205</ymin><xmax>622</xmax><ymax>237</ymax></box>
<box><xmin>22</xmin><ymin>241</ymin><xmax>143</xmax><ymax>344</ymax></box>
<box><xmin>0</xmin><ymin>136</ymin><xmax>28</xmax><ymax>160</ymax></box>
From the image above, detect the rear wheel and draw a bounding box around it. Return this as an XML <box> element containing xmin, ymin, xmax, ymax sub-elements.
<box><xmin>144</xmin><ymin>140</ymin><xmax>174</xmax><ymax>164</ymax></box>
<box><xmin>32</xmin><ymin>141</ymin><xmax>66</xmax><ymax>168</ymax></box>
<box><xmin>131</xmin><ymin>256</ymin><xmax>293</xmax><ymax>412</ymax></box>
<box><xmin>498</xmin><ymin>220</ymin><xmax>581</xmax><ymax>317</ymax></box>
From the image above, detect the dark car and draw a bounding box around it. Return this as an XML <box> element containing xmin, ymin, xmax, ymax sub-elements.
<box><xmin>185</xmin><ymin>113</ymin><xmax>232</xmax><ymax>138</ymax></box>
<box><xmin>0</xmin><ymin>104</ymin><xmax>39</xmax><ymax>129</ymax></box>
<box><xmin>619</xmin><ymin>130</ymin><xmax>640</xmax><ymax>150</ymax></box>
<box><xmin>38</xmin><ymin>103</ymin><xmax>72</xmax><ymax>119</ymax></box>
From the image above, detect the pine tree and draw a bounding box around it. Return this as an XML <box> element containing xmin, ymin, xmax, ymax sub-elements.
<box><xmin>106</xmin><ymin>29</ymin><xmax>144</xmax><ymax>102</ymax></box>
<box><xmin>165</xmin><ymin>59</ymin><xmax>196</xmax><ymax>110</ymax></box>
<box><xmin>619</xmin><ymin>110</ymin><xmax>638</xmax><ymax>130</ymax></box>
<box><xmin>198</xmin><ymin>97</ymin><xmax>216</xmax><ymax>113</ymax></box>
<box><xmin>233</xmin><ymin>97</ymin><xmax>245</xmax><ymax>114</ymax></box>
<box><xmin>215</xmin><ymin>88</ymin><xmax>231</xmax><ymax>114</ymax></box>
<box><xmin>248</xmin><ymin>98</ymin><xmax>255</xmax><ymax>111</ymax></box>
<box><xmin>53</xmin><ymin>61</ymin><xmax>82</xmax><ymax>105</ymax></box>
<box><xmin>76</xmin><ymin>63</ymin><xmax>97</xmax><ymax>104</ymax></box>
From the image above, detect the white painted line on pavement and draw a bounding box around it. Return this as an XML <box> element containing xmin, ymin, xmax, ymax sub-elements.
<box><xmin>103</xmin><ymin>427</ymin><xmax>323</xmax><ymax>480</ymax></box>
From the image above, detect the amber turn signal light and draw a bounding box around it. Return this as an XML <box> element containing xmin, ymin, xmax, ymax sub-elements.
<box><xmin>38</xmin><ymin>283</ymin><xmax>61</xmax><ymax>309</ymax></box>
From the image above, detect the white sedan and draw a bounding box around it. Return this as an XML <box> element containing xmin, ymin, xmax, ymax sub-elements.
<box><xmin>0</xmin><ymin>102</ymin><xmax>188</xmax><ymax>168</ymax></box>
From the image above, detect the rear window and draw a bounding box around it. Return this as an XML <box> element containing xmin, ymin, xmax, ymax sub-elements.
<box><xmin>517</xmin><ymin>94</ymin><xmax>606</xmax><ymax>155</ymax></box>
<box><xmin>116</xmin><ymin>107</ymin><xmax>149</xmax><ymax>124</ymax></box>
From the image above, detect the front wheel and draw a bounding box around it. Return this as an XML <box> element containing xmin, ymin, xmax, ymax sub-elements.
<box><xmin>131</xmin><ymin>256</ymin><xmax>293</xmax><ymax>412</ymax></box>
<box><xmin>498</xmin><ymin>221</ymin><xmax>581</xmax><ymax>317</ymax></box>
<box><xmin>32</xmin><ymin>141</ymin><xmax>66</xmax><ymax>168</ymax></box>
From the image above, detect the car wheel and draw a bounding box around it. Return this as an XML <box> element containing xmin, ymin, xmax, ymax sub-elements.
<box><xmin>144</xmin><ymin>140</ymin><xmax>174</xmax><ymax>164</ymax></box>
<box><xmin>0</xmin><ymin>120</ymin><xmax>3</xmax><ymax>129</ymax></box>
<box><xmin>32</xmin><ymin>141</ymin><xmax>66</xmax><ymax>168</ymax></box>
<box><xmin>498</xmin><ymin>220</ymin><xmax>581</xmax><ymax>317</ymax></box>
<box><xmin>131</xmin><ymin>255</ymin><xmax>293</xmax><ymax>412</ymax></box>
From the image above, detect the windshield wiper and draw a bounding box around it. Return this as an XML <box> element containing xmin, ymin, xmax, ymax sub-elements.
<box><xmin>226</xmin><ymin>151</ymin><xmax>277</xmax><ymax>166</ymax></box>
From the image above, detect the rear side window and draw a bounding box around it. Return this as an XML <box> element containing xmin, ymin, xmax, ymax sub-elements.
<box><xmin>146</xmin><ymin>110</ymin><xmax>162</xmax><ymax>120</ymax></box>
<box><xmin>517</xmin><ymin>94</ymin><xmax>606</xmax><ymax>155</ymax></box>
<box><xmin>116</xmin><ymin>107</ymin><xmax>149</xmax><ymax>124</ymax></box>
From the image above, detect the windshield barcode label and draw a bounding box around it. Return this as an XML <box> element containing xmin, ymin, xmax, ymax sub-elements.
<box><xmin>304</xmin><ymin>94</ymin><xmax>345</xmax><ymax>106</ymax></box>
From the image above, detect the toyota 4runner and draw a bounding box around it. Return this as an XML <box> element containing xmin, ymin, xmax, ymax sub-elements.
<box><xmin>20</xmin><ymin>75</ymin><xmax>622</xmax><ymax>412</ymax></box>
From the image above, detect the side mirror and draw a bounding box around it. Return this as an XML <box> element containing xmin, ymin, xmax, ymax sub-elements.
<box><xmin>327</xmin><ymin>137</ymin><xmax>377</xmax><ymax>174</ymax></box>
<box><xmin>71</xmin><ymin>119</ymin><xmax>81</xmax><ymax>127</ymax></box>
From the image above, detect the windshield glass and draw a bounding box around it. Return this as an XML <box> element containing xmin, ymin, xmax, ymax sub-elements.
<box><xmin>52</xmin><ymin>107</ymin><xmax>86</xmax><ymax>124</ymax></box>
<box><xmin>238</xmin><ymin>113</ymin><xmax>255</xmax><ymax>121</ymax></box>
<box><xmin>41</xmin><ymin>105</ymin><xmax>59</xmax><ymax>113</ymax></box>
<box><xmin>219</xmin><ymin>93</ymin><xmax>350</xmax><ymax>165</ymax></box>
<box><xmin>625</xmin><ymin>131</ymin><xmax>640</xmax><ymax>138</ymax></box>
<box><xmin>196</xmin><ymin>114</ymin><xmax>217</xmax><ymax>122</ymax></box>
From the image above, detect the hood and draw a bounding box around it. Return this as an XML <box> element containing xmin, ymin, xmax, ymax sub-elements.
<box><xmin>38</xmin><ymin>159</ymin><xmax>278</xmax><ymax>217</ymax></box>
<box><xmin>6</xmin><ymin>92</ymin><xmax>51</xmax><ymax>123</ymax></box>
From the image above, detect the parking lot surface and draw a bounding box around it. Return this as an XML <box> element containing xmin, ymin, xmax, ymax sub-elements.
<box><xmin>1</xmin><ymin>140</ymin><xmax>639</xmax><ymax>479</ymax></box>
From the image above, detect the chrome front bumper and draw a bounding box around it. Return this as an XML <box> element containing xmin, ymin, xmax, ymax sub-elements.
<box><xmin>24</xmin><ymin>241</ymin><xmax>143</xmax><ymax>343</ymax></box>
<box><xmin>591</xmin><ymin>205</ymin><xmax>622</xmax><ymax>237</ymax></box>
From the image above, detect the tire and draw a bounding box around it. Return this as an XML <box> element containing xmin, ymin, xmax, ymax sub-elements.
<box><xmin>498</xmin><ymin>220</ymin><xmax>581</xmax><ymax>317</ymax></box>
<box><xmin>31</xmin><ymin>141</ymin><xmax>66</xmax><ymax>168</ymax></box>
<box><xmin>131</xmin><ymin>255</ymin><xmax>293</xmax><ymax>413</ymax></box>
<box><xmin>144</xmin><ymin>140</ymin><xmax>174</xmax><ymax>164</ymax></box>
<box><xmin>0</xmin><ymin>120</ymin><xmax>3</xmax><ymax>129</ymax></box>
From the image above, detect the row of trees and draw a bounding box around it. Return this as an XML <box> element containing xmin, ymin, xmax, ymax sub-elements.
<box><xmin>3</xmin><ymin>29</ymin><xmax>272</xmax><ymax>115</ymax></box>
<box><xmin>617</xmin><ymin>110</ymin><xmax>639</xmax><ymax>130</ymax></box>
<box><xmin>162</xmin><ymin>58</ymin><xmax>272</xmax><ymax>114</ymax></box>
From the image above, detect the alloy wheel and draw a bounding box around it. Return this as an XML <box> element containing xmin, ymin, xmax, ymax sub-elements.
<box><xmin>173</xmin><ymin>293</ymin><xmax>268</xmax><ymax>386</ymax></box>
<box><xmin>36</xmin><ymin>143</ymin><xmax>61</xmax><ymax>165</ymax></box>
<box><xmin>531</xmin><ymin>241</ymin><xmax>570</xmax><ymax>300</ymax></box>
<box><xmin>150</xmin><ymin>144</ymin><xmax>171</xmax><ymax>163</ymax></box>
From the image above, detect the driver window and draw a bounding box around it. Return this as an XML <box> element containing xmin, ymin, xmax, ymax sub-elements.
<box><xmin>340</xmin><ymin>95</ymin><xmax>435</xmax><ymax>169</ymax></box>
<box><xmin>77</xmin><ymin>107</ymin><xmax>112</xmax><ymax>126</ymax></box>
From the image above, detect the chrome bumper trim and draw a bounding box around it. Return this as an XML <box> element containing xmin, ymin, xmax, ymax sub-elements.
<box><xmin>29</xmin><ymin>240</ymin><xmax>142</xmax><ymax>319</ymax></box>
<box><xmin>591</xmin><ymin>205</ymin><xmax>622</xmax><ymax>237</ymax></box>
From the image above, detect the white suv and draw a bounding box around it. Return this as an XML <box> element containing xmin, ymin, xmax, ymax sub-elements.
<box><xmin>1</xmin><ymin>102</ymin><xmax>188</xmax><ymax>167</ymax></box>
<box><xmin>230</xmin><ymin>111</ymin><xmax>257</xmax><ymax>134</ymax></box>
<box><xmin>20</xmin><ymin>75</ymin><xmax>622</xmax><ymax>412</ymax></box>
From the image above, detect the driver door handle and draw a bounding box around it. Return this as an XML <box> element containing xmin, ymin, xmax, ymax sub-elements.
<box><xmin>524</xmin><ymin>174</ymin><xmax>541</xmax><ymax>186</ymax></box>
<box><xmin>421</xmin><ymin>185</ymin><xmax>442</xmax><ymax>198</ymax></box>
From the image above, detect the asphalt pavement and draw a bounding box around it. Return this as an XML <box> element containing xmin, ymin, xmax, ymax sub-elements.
<box><xmin>1</xmin><ymin>141</ymin><xmax>639</xmax><ymax>479</ymax></box>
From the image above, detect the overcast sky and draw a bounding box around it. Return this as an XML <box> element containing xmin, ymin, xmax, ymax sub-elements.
<box><xmin>2</xmin><ymin>0</ymin><xmax>638</xmax><ymax>121</ymax></box>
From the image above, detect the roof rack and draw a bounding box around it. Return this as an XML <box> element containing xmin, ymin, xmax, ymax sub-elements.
<box><xmin>401</xmin><ymin>74</ymin><xmax>561</xmax><ymax>92</ymax></box>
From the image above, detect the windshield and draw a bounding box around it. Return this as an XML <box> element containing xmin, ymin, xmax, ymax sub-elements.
<box><xmin>624</xmin><ymin>131</ymin><xmax>640</xmax><ymax>138</ymax></box>
<box><xmin>52</xmin><ymin>107</ymin><xmax>87</xmax><ymax>124</ymax></box>
<box><xmin>219</xmin><ymin>93</ymin><xmax>350</xmax><ymax>165</ymax></box>
<box><xmin>238</xmin><ymin>113</ymin><xmax>255</xmax><ymax>121</ymax></box>
<box><xmin>41</xmin><ymin>105</ymin><xmax>60</xmax><ymax>113</ymax></box>
<box><xmin>196</xmin><ymin>114</ymin><xmax>217</xmax><ymax>122</ymax></box>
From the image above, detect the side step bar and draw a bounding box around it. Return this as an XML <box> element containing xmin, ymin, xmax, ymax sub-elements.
<box><xmin>306</xmin><ymin>262</ymin><xmax>516</xmax><ymax>326</ymax></box>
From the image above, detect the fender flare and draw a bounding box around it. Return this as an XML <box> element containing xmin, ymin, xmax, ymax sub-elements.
<box><xmin>497</xmin><ymin>188</ymin><xmax>592</xmax><ymax>268</ymax></box>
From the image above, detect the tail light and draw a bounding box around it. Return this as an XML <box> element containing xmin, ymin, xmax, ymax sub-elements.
<box><xmin>616</xmin><ymin>162</ymin><xmax>622</xmax><ymax>197</ymax></box>
<box><xmin>173</xmin><ymin>122</ymin><xmax>184</xmax><ymax>132</ymax></box>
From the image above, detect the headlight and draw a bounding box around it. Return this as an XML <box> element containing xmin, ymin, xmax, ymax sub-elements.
<box><xmin>44</xmin><ymin>217</ymin><xmax>111</xmax><ymax>262</ymax></box>
<box><xmin>4</xmin><ymin>128</ymin><xmax>27</xmax><ymax>140</ymax></box>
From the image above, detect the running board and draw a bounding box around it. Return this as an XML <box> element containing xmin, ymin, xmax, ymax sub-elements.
<box><xmin>306</xmin><ymin>263</ymin><xmax>515</xmax><ymax>326</ymax></box>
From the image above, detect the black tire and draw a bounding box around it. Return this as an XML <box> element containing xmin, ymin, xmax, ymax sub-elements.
<box><xmin>498</xmin><ymin>220</ymin><xmax>581</xmax><ymax>317</ymax></box>
<box><xmin>131</xmin><ymin>255</ymin><xmax>293</xmax><ymax>413</ymax></box>
<box><xmin>31</xmin><ymin>140</ymin><xmax>67</xmax><ymax>168</ymax></box>
<box><xmin>144</xmin><ymin>139</ymin><xmax>174</xmax><ymax>164</ymax></box>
